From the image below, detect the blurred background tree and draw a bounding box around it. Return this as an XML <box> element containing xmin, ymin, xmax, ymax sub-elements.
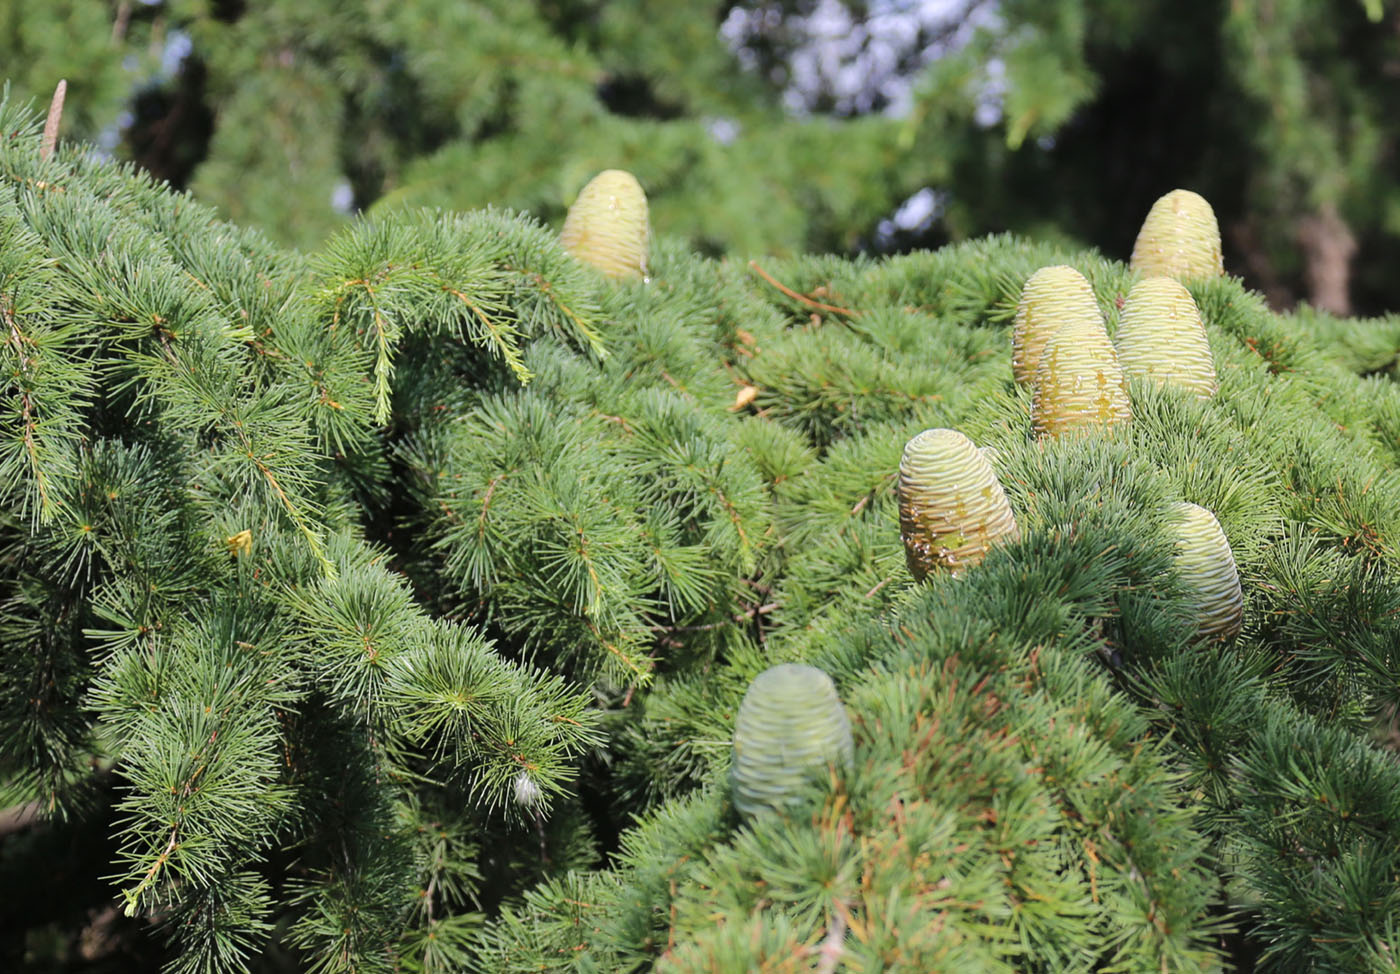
<box><xmin>4</xmin><ymin>0</ymin><xmax>1399</xmax><ymax>313</ymax></box>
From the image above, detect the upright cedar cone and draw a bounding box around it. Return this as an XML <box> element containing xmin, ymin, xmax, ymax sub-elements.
<box><xmin>898</xmin><ymin>428</ymin><xmax>1020</xmax><ymax>580</ymax></box>
<box><xmin>1011</xmin><ymin>265</ymin><xmax>1103</xmax><ymax>386</ymax></box>
<box><xmin>1115</xmin><ymin>277</ymin><xmax>1218</xmax><ymax>398</ymax></box>
<box><xmin>1130</xmin><ymin>189</ymin><xmax>1223</xmax><ymax>281</ymax></box>
<box><xmin>1031</xmin><ymin>318</ymin><xmax>1133</xmax><ymax>437</ymax></box>
<box><xmin>1166</xmin><ymin>501</ymin><xmax>1244</xmax><ymax>641</ymax></box>
<box><xmin>730</xmin><ymin>663</ymin><xmax>854</xmax><ymax>820</ymax></box>
<box><xmin>560</xmin><ymin>169</ymin><xmax>649</xmax><ymax>279</ymax></box>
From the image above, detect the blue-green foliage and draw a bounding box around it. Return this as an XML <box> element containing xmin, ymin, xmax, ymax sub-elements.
<box><xmin>459</xmin><ymin>236</ymin><xmax>1400</xmax><ymax>972</ymax></box>
<box><xmin>5</xmin><ymin>90</ymin><xmax>1400</xmax><ymax>973</ymax></box>
<box><xmin>0</xmin><ymin>97</ymin><xmax>600</xmax><ymax>974</ymax></box>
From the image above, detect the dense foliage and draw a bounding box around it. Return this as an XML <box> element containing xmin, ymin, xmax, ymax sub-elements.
<box><xmin>5</xmin><ymin>90</ymin><xmax>1400</xmax><ymax>973</ymax></box>
<box><xmin>7</xmin><ymin>1</ymin><xmax>1400</xmax><ymax>312</ymax></box>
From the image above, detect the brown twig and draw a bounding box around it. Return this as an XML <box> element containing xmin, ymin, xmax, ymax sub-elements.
<box><xmin>41</xmin><ymin>80</ymin><xmax>67</xmax><ymax>161</ymax></box>
<box><xmin>748</xmin><ymin>260</ymin><xmax>859</xmax><ymax>317</ymax></box>
<box><xmin>863</xmin><ymin>576</ymin><xmax>893</xmax><ymax>600</ymax></box>
<box><xmin>477</xmin><ymin>474</ymin><xmax>505</xmax><ymax>541</ymax></box>
<box><xmin>123</xmin><ymin>826</ymin><xmax>179</xmax><ymax>915</ymax></box>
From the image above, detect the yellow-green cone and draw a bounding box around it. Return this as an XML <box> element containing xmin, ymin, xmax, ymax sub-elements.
<box><xmin>1130</xmin><ymin>189</ymin><xmax>1223</xmax><ymax>282</ymax></box>
<box><xmin>898</xmin><ymin>428</ymin><xmax>1020</xmax><ymax>580</ymax></box>
<box><xmin>1115</xmin><ymin>277</ymin><xmax>1218</xmax><ymax>399</ymax></box>
<box><xmin>1031</xmin><ymin>318</ymin><xmax>1132</xmax><ymax>437</ymax></box>
<box><xmin>560</xmin><ymin>169</ymin><xmax>649</xmax><ymax>279</ymax></box>
<box><xmin>731</xmin><ymin>663</ymin><xmax>853</xmax><ymax>820</ymax></box>
<box><xmin>1012</xmin><ymin>265</ymin><xmax>1104</xmax><ymax>386</ymax></box>
<box><xmin>1166</xmin><ymin>502</ymin><xmax>1243</xmax><ymax>641</ymax></box>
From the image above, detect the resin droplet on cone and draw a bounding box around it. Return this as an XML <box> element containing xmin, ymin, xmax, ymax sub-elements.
<box><xmin>1130</xmin><ymin>189</ymin><xmax>1223</xmax><ymax>282</ymax></box>
<box><xmin>1031</xmin><ymin>318</ymin><xmax>1132</xmax><ymax>437</ymax></box>
<box><xmin>1166</xmin><ymin>501</ymin><xmax>1243</xmax><ymax>641</ymax></box>
<box><xmin>898</xmin><ymin>428</ymin><xmax>1019</xmax><ymax>580</ymax></box>
<box><xmin>1115</xmin><ymin>277</ymin><xmax>1218</xmax><ymax>399</ymax></box>
<box><xmin>730</xmin><ymin>663</ymin><xmax>853</xmax><ymax>820</ymax></box>
<box><xmin>1012</xmin><ymin>265</ymin><xmax>1104</xmax><ymax>386</ymax></box>
<box><xmin>560</xmin><ymin>169</ymin><xmax>649</xmax><ymax>279</ymax></box>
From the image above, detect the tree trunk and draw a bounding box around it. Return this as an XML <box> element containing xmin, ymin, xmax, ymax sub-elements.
<box><xmin>1297</xmin><ymin>201</ymin><xmax>1356</xmax><ymax>315</ymax></box>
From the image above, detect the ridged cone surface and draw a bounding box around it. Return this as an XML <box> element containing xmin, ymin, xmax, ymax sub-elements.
<box><xmin>1031</xmin><ymin>318</ymin><xmax>1133</xmax><ymax>437</ymax></box>
<box><xmin>1130</xmin><ymin>189</ymin><xmax>1223</xmax><ymax>282</ymax></box>
<box><xmin>898</xmin><ymin>428</ymin><xmax>1020</xmax><ymax>580</ymax></box>
<box><xmin>731</xmin><ymin>663</ymin><xmax>853</xmax><ymax>819</ymax></box>
<box><xmin>1115</xmin><ymin>277</ymin><xmax>1218</xmax><ymax>399</ymax></box>
<box><xmin>560</xmin><ymin>169</ymin><xmax>649</xmax><ymax>279</ymax></box>
<box><xmin>1167</xmin><ymin>502</ymin><xmax>1243</xmax><ymax>641</ymax></box>
<box><xmin>1011</xmin><ymin>265</ymin><xmax>1103</xmax><ymax>386</ymax></box>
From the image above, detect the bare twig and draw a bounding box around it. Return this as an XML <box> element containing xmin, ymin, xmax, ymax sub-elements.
<box><xmin>863</xmin><ymin>576</ymin><xmax>893</xmax><ymax>600</ymax></box>
<box><xmin>749</xmin><ymin>260</ymin><xmax>859</xmax><ymax>317</ymax></box>
<box><xmin>122</xmin><ymin>826</ymin><xmax>179</xmax><ymax>915</ymax></box>
<box><xmin>41</xmin><ymin>80</ymin><xmax>67</xmax><ymax>161</ymax></box>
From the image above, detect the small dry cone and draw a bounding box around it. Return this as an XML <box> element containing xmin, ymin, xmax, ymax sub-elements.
<box><xmin>730</xmin><ymin>663</ymin><xmax>853</xmax><ymax>820</ymax></box>
<box><xmin>898</xmin><ymin>428</ymin><xmax>1019</xmax><ymax>580</ymax></box>
<box><xmin>1115</xmin><ymin>277</ymin><xmax>1218</xmax><ymax>399</ymax></box>
<box><xmin>560</xmin><ymin>169</ymin><xmax>649</xmax><ymax>279</ymax></box>
<box><xmin>1130</xmin><ymin>189</ymin><xmax>1223</xmax><ymax>282</ymax></box>
<box><xmin>1031</xmin><ymin>318</ymin><xmax>1132</xmax><ymax>437</ymax></box>
<box><xmin>1165</xmin><ymin>502</ymin><xmax>1243</xmax><ymax>641</ymax></box>
<box><xmin>1012</xmin><ymin>265</ymin><xmax>1104</xmax><ymax>386</ymax></box>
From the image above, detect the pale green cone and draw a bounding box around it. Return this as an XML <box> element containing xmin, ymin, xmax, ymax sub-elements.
<box><xmin>1166</xmin><ymin>501</ymin><xmax>1244</xmax><ymax>641</ymax></box>
<box><xmin>730</xmin><ymin>663</ymin><xmax>854</xmax><ymax>820</ymax></box>
<box><xmin>1130</xmin><ymin>189</ymin><xmax>1223</xmax><ymax>282</ymax></box>
<box><xmin>560</xmin><ymin>169</ymin><xmax>650</xmax><ymax>279</ymax></box>
<box><xmin>1115</xmin><ymin>276</ymin><xmax>1218</xmax><ymax>399</ymax></box>
<box><xmin>898</xmin><ymin>428</ymin><xmax>1020</xmax><ymax>580</ymax></box>
<box><xmin>1012</xmin><ymin>265</ymin><xmax>1104</xmax><ymax>386</ymax></box>
<box><xmin>1031</xmin><ymin>318</ymin><xmax>1133</xmax><ymax>437</ymax></box>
